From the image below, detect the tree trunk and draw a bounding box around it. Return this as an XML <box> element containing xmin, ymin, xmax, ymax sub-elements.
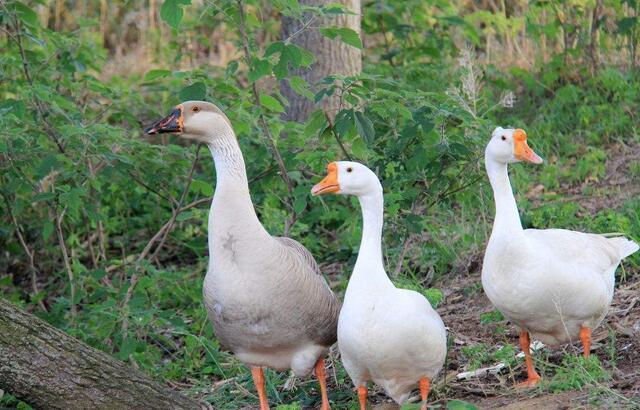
<box><xmin>588</xmin><ymin>0</ymin><xmax>602</xmax><ymax>75</ymax></box>
<box><xmin>0</xmin><ymin>298</ymin><xmax>205</xmax><ymax>410</ymax></box>
<box><xmin>280</xmin><ymin>0</ymin><xmax>362</xmax><ymax>122</ymax></box>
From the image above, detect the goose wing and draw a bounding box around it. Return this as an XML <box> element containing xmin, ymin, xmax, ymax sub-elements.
<box><xmin>274</xmin><ymin>236</ymin><xmax>340</xmax><ymax>346</ymax></box>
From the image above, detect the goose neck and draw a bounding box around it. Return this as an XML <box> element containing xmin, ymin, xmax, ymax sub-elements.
<box><xmin>206</xmin><ymin>126</ymin><xmax>265</xmax><ymax>240</ymax></box>
<box><xmin>351</xmin><ymin>186</ymin><xmax>392</xmax><ymax>287</ymax></box>
<box><xmin>485</xmin><ymin>157</ymin><xmax>523</xmax><ymax>237</ymax></box>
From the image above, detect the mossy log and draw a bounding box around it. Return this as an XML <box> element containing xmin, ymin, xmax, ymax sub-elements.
<box><xmin>0</xmin><ymin>298</ymin><xmax>205</xmax><ymax>410</ymax></box>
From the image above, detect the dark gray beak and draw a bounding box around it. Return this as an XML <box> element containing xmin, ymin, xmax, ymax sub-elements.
<box><xmin>145</xmin><ymin>107</ymin><xmax>183</xmax><ymax>134</ymax></box>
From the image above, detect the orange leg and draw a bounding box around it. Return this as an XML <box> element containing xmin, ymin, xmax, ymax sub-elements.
<box><xmin>250</xmin><ymin>367</ymin><xmax>270</xmax><ymax>410</ymax></box>
<box><xmin>314</xmin><ymin>358</ymin><xmax>331</xmax><ymax>410</ymax></box>
<box><xmin>580</xmin><ymin>327</ymin><xmax>592</xmax><ymax>358</ymax></box>
<box><xmin>516</xmin><ymin>331</ymin><xmax>541</xmax><ymax>388</ymax></box>
<box><xmin>419</xmin><ymin>377</ymin><xmax>430</xmax><ymax>410</ymax></box>
<box><xmin>357</xmin><ymin>385</ymin><xmax>367</xmax><ymax>410</ymax></box>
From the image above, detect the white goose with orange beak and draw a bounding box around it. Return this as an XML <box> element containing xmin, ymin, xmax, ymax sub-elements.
<box><xmin>482</xmin><ymin>127</ymin><xmax>638</xmax><ymax>387</ymax></box>
<box><xmin>312</xmin><ymin>162</ymin><xmax>447</xmax><ymax>410</ymax></box>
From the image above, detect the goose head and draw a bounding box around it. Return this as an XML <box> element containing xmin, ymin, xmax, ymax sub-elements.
<box><xmin>311</xmin><ymin>161</ymin><xmax>381</xmax><ymax>197</ymax></box>
<box><xmin>486</xmin><ymin>127</ymin><xmax>543</xmax><ymax>165</ymax></box>
<box><xmin>145</xmin><ymin>100</ymin><xmax>232</xmax><ymax>143</ymax></box>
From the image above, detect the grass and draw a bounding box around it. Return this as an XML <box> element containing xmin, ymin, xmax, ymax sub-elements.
<box><xmin>3</xmin><ymin>7</ymin><xmax>640</xmax><ymax>409</ymax></box>
<box><xmin>3</xmin><ymin>107</ymin><xmax>638</xmax><ymax>410</ymax></box>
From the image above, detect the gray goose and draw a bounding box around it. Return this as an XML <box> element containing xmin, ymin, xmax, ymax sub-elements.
<box><xmin>146</xmin><ymin>101</ymin><xmax>340</xmax><ymax>409</ymax></box>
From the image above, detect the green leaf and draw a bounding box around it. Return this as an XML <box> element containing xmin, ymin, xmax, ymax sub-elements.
<box><xmin>0</xmin><ymin>99</ymin><xmax>26</xmax><ymax>119</ymax></box>
<box><xmin>248</xmin><ymin>59</ymin><xmax>272</xmax><ymax>83</ymax></box>
<box><xmin>334</xmin><ymin>109</ymin><xmax>354</xmax><ymax>135</ymax></box>
<box><xmin>303</xmin><ymin>110</ymin><xmax>328</xmax><ymax>138</ymax></box>
<box><xmin>293</xmin><ymin>197</ymin><xmax>307</xmax><ymax>213</ymax></box>
<box><xmin>354</xmin><ymin>111</ymin><xmax>375</xmax><ymax>143</ymax></box>
<box><xmin>273</xmin><ymin>0</ymin><xmax>302</xmax><ymax>18</ymax></box>
<box><xmin>160</xmin><ymin>0</ymin><xmax>191</xmax><ymax>29</ymax></box>
<box><xmin>59</xmin><ymin>188</ymin><xmax>85</xmax><ymax>219</ymax></box>
<box><xmin>13</xmin><ymin>3</ymin><xmax>39</xmax><ymax>28</ymax></box>
<box><xmin>116</xmin><ymin>337</ymin><xmax>138</xmax><ymax>360</ymax></box>
<box><xmin>288</xmin><ymin>76</ymin><xmax>314</xmax><ymax>99</ymax></box>
<box><xmin>265</xmin><ymin>41</ymin><xmax>286</xmax><ymax>58</ymax></box>
<box><xmin>319</xmin><ymin>27</ymin><xmax>363</xmax><ymax>49</ymax></box>
<box><xmin>36</xmin><ymin>155</ymin><xmax>60</xmax><ymax>179</ymax></box>
<box><xmin>176</xmin><ymin>211</ymin><xmax>193</xmax><ymax>221</ymax></box>
<box><xmin>259</xmin><ymin>95</ymin><xmax>285</xmax><ymax>113</ymax></box>
<box><xmin>32</xmin><ymin>192</ymin><xmax>55</xmax><ymax>203</ymax></box>
<box><xmin>179</xmin><ymin>82</ymin><xmax>206</xmax><ymax>101</ymax></box>
<box><xmin>42</xmin><ymin>220</ymin><xmax>54</xmax><ymax>241</ymax></box>
<box><xmin>225</xmin><ymin>61</ymin><xmax>239</xmax><ymax>77</ymax></box>
<box><xmin>322</xmin><ymin>3</ymin><xmax>351</xmax><ymax>14</ymax></box>
<box><xmin>446</xmin><ymin>399</ymin><xmax>480</xmax><ymax>410</ymax></box>
<box><xmin>191</xmin><ymin>179</ymin><xmax>213</xmax><ymax>196</ymax></box>
<box><xmin>144</xmin><ymin>69</ymin><xmax>171</xmax><ymax>81</ymax></box>
<box><xmin>617</xmin><ymin>17</ymin><xmax>638</xmax><ymax>34</ymax></box>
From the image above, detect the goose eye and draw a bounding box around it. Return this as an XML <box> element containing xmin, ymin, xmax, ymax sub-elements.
<box><xmin>501</xmin><ymin>136</ymin><xmax>506</xmax><ymax>141</ymax></box>
<box><xmin>192</xmin><ymin>106</ymin><xmax>200</xmax><ymax>112</ymax></box>
<box><xmin>347</xmin><ymin>167</ymin><xmax>353</xmax><ymax>173</ymax></box>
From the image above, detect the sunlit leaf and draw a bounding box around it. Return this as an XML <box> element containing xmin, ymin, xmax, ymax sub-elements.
<box><xmin>319</xmin><ymin>27</ymin><xmax>363</xmax><ymax>49</ymax></box>
<box><xmin>259</xmin><ymin>94</ymin><xmax>285</xmax><ymax>113</ymax></box>
<box><xmin>179</xmin><ymin>82</ymin><xmax>206</xmax><ymax>101</ymax></box>
<box><xmin>160</xmin><ymin>0</ymin><xmax>191</xmax><ymax>29</ymax></box>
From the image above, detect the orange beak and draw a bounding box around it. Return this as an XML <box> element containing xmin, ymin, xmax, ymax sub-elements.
<box><xmin>311</xmin><ymin>162</ymin><xmax>340</xmax><ymax>196</ymax></box>
<box><xmin>513</xmin><ymin>129</ymin><xmax>543</xmax><ymax>164</ymax></box>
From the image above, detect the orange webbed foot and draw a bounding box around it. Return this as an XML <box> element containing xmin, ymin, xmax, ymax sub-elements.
<box><xmin>515</xmin><ymin>374</ymin><xmax>541</xmax><ymax>388</ymax></box>
<box><xmin>516</xmin><ymin>330</ymin><xmax>542</xmax><ymax>389</ymax></box>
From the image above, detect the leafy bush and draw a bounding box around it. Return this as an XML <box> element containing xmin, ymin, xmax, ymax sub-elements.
<box><xmin>1</xmin><ymin>0</ymin><xmax>639</xmax><ymax>408</ymax></box>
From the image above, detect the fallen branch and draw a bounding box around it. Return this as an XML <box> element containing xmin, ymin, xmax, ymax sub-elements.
<box><xmin>456</xmin><ymin>341</ymin><xmax>545</xmax><ymax>381</ymax></box>
<box><xmin>0</xmin><ymin>298</ymin><xmax>207</xmax><ymax>410</ymax></box>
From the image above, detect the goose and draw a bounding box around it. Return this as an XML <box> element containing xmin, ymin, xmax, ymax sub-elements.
<box><xmin>482</xmin><ymin>127</ymin><xmax>639</xmax><ymax>387</ymax></box>
<box><xmin>312</xmin><ymin>161</ymin><xmax>447</xmax><ymax>410</ymax></box>
<box><xmin>145</xmin><ymin>101</ymin><xmax>340</xmax><ymax>409</ymax></box>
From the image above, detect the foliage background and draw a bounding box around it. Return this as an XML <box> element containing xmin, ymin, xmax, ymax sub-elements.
<box><xmin>1</xmin><ymin>0</ymin><xmax>639</xmax><ymax>408</ymax></box>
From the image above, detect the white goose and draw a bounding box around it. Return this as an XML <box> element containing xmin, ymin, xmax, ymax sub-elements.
<box><xmin>482</xmin><ymin>127</ymin><xmax>639</xmax><ymax>387</ymax></box>
<box><xmin>312</xmin><ymin>161</ymin><xmax>447</xmax><ymax>410</ymax></box>
<box><xmin>146</xmin><ymin>101</ymin><xmax>340</xmax><ymax>409</ymax></box>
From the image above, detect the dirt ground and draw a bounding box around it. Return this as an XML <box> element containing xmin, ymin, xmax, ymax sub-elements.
<box><xmin>437</xmin><ymin>272</ymin><xmax>639</xmax><ymax>409</ymax></box>
<box><xmin>317</xmin><ymin>143</ymin><xmax>640</xmax><ymax>409</ymax></box>
<box><xmin>356</xmin><ymin>271</ymin><xmax>640</xmax><ymax>409</ymax></box>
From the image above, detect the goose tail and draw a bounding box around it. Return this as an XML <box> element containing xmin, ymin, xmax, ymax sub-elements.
<box><xmin>608</xmin><ymin>236</ymin><xmax>640</xmax><ymax>259</ymax></box>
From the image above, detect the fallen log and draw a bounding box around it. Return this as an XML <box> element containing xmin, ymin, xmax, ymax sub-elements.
<box><xmin>0</xmin><ymin>298</ymin><xmax>206</xmax><ymax>410</ymax></box>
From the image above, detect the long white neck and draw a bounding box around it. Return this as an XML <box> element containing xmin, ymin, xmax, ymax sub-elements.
<box><xmin>485</xmin><ymin>157</ymin><xmax>524</xmax><ymax>239</ymax></box>
<box><xmin>207</xmin><ymin>124</ymin><xmax>268</xmax><ymax>242</ymax></box>
<box><xmin>350</xmin><ymin>183</ymin><xmax>394</xmax><ymax>289</ymax></box>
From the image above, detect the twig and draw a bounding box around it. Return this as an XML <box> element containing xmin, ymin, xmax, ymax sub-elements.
<box><xmin>54</xmin><ymin>209</ymin><xmax>76</xmax><ymax>323</ymax></box>
<box><xmin>324</xmin><ymin>111</ymin><xmax>352</xmax><ymax>160</ymax></box>
<box><xmin>377</xmin><ymin>14</ymin><xmax>397</xmax><ymax>70</ymax></box>
<box><xmin>393</xmin><ymin>156</ymin><xmax>483</xmax><ymax>276</ymax></box>
<box><xmin>237</xmin><ymin>0</ymin><xmax>297</xmax><ymax>236</ymax></box>
<box><xmin>391</xmin><ymin>234</ymin><xmax>413</xmax><ymax>278</ymax></box>
<box><xmin>149</xmin><ymin>146</ymin><xmax>202</xmax><ymax>261</ymax></box>
<box><xmin>283</xmin><ymin>15</ymin><xmax>317</xmax><ymax>45</ymax></box>
<box><xmin>3</xmin><ymin>8</ymin><xmax>66</xmax><ymax>154</ymax></box>
<box><xmin>1</xmin><ymin>193</ymin><xmax>47</xmax><ymax>312</ymax></box>
<box><xmin>121</xmin><ymin>146</ymin><xmax>202</xmax><ymax>335</ymax></box>
<box><xmin>126</xmin><ymin>169</ymin><xmax>177</xmax><ymax>208</ymax></box>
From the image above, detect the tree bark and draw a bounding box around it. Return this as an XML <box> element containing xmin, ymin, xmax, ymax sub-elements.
<box><xmin>0</xmin><ymin>298</ymin><xmax>205</xmax><ymax>410</ymax></box>
<box><xmin>280</xmin><ymin>0</ymin><xmax>362</xmax><ymax>122</ymax></box>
